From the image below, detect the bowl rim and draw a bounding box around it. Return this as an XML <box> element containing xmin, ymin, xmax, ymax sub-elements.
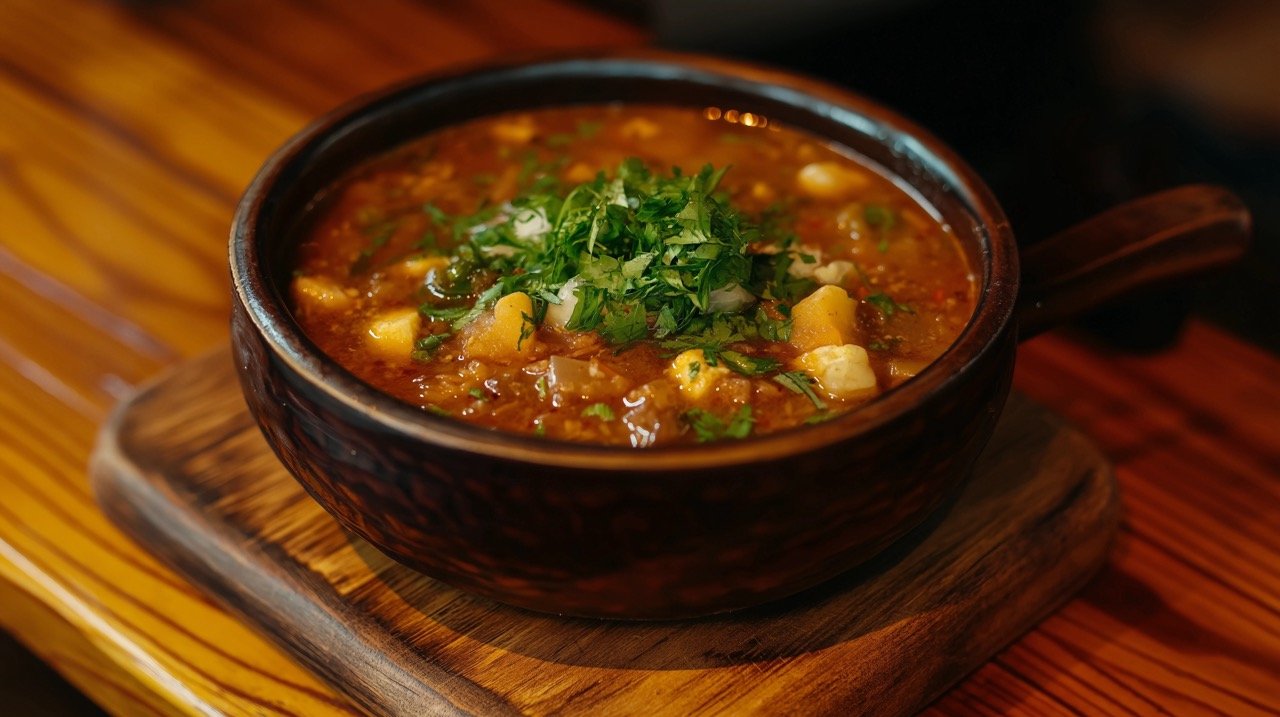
<box><xmin>230</xmin><ymin>48</ymin><xmax>1018</xmax><ymax>471</ymax></box>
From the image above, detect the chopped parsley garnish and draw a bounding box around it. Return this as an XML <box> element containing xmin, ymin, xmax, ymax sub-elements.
<box><xmin>411</xmin><ymin>334</ymin><xmax>451</xmax><ymax>362</ymax></box>
<box><xmin>684</xmin><ymin>405</ymin><xmax>755</xmax><ymax>442</ymax></box>
<box><xmin>773</xmin><ymin>371</ymin><xmax>828</xmax><ymax>411</ymax></box>
<box><xmin>350</xmin><ymin>219</ymin><xmax>398</xmax><ymax>274</ymax></box>
<box><xmin>865</xmin><ymin>292</ymin><xmax>915</xmax><ymax>318</ymax></box>
<box><xmin>419</xmin><ymin>305</ymin><xmax>470</xmax><ymax>322</ymax></box>
<box><xmin>714</xmin><ymin>350</ymin><xmax>780</xmax><ymax>376</ymax></box>
<box><xmin>417</xmin><ymin>159</ymin><xmax>800</xmax><ymax>355</ymax></box>
<box><xmin>405</xmin><ymin>159</ymin><xmax>849</xmax><ymax>402</ymax></box>
<box><xmin>866</xmin><ymin>337</ymin><xmax>902</xmax><ymax>352</ymax></box>
<box><xmin>468</xmin><ymin>387</ymin><xmax>487</xmax><ymax>400</ymax></box>
<box><xmin>581</xmin><ymin>403</ymin><xmax>616</xmax><ymax>421</ymax></box>
<box><xmin>864</xmin><ymin>203</ymin><xmax>896</xmax><ymax>230</ymax></box>
<box><xmin>864</xmin><ymin>203</ymin><xmax>897</xmax><ymax>254</ymax></box>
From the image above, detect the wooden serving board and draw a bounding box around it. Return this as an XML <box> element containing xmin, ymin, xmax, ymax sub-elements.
<box><xmin>91</xmin><ymin>349</ymin><xmax>1119</xmax><ymax>717</ymax></box>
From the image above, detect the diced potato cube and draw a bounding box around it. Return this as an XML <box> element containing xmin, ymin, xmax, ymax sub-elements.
<box><xmin>791</xmin><ymin>284</ymin><xmax>858</xmax><ymax>351</ymax></box>
<box><xmin>564</xmin><ymin>162</ymin><xmax>597</xmax><ymax>184</ymax></box>
<box><xmin>796</xmin><ymin>162</ymin><xmax>871</xmax><ymax>199</ymax></box>
<box><xmin>407</xmin><ymin>163</ymin><xmax>457</xmax><ymax>198</ymax></box>
<box><xmin>619</xmin><ymin>117</ymin><xmax>660</xmax><ymax>140</ymax></box>
<box><xmin>490</xmin><ymin>116</ymin><xmax>538</xmax><ymax>144</ymax></box>
<box><xmin>464</xmin><ymin>292</ymin><xmax>537</xmax><ymax>362</ymax></box>
<box><xmin>794</xmin><ymin>344</ymin><xmax>878</xmax><ymax>400</ymax></box>
<box><xmin>667</xmin><ymin>349</ymin><xmax>730</xmax><ymax>401</ymax></box>
<box><xmin>292</xmin><ymin>276</ymin><xmax>353</xmax><ymax>312</ymax></box>
<box><xmin>392</xmin><ymin>255</ymin><xmax>449</xmax><ymax>280</ymax></box>
<box><xmin>366</xmin><ymin>308</ymin><xmax>421</xmax><ymax>359</ymax></box>
<box><xmin>751</xmin><ymin>181</ymin><xmax>776</xmax><ymax>203</ymax></box>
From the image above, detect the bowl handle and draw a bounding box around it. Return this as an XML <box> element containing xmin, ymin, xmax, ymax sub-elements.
<box><xmin>1016</xmin><ymin>184</ymin><xmax>1252</xmax><ymax>340</ymax></box>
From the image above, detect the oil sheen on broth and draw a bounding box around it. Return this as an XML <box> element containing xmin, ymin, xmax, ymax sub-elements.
<box><xmin>290</xmin><ymin>105</ymin><xmax>976</xmax><ymax>447</ymax></box>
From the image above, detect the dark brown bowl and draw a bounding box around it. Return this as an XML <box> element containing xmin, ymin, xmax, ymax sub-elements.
<box><xmin>229</xmin><ymin>50</ymin><xmax>1249</xmax><ymax>619</ymax></box>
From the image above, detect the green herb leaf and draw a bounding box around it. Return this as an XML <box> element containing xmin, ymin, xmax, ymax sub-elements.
<box><xmin>411</xmin><ymin>333</ymin><xmax>451</xmax><ymax>362</ymax></box>
<box><xmin>419</xmin><ymin>305</ymin><xmax>470</xmax><ymax>321</ymax></box>
<box><xmin>773</xmin><ymin>371</ymin><xmax>828</xmax><ymax>411</ymax></box>
<box><xmin>864</xmin><ymin>204</ymin><xmax>897</xmax><ymax>254</ymax></box>
<box><xmin>865</xmin><ymin>292</ymin><xmax>915</xmax><ymax>318</ymax></box>
<box><xmin>350</xmin><ymin>219</ymin><xmax>399</xmax><ymax>275</ymax></box>
<box><xmin>683</xmin><ymin>405</ymin><xmax>755</xmax><ymax>442</ymax></box>
<box><xmin>864</xmin><ymin>203</ymin><xmax>896</xmax><ymax>229</ymax></box>
<box><xmin>599</xmin><ymin>302</ymin><xmax>648</xmax><ymax>346</ymax></box>
<box><xmin>581</xmin><ymin>403</ymin><xmax>616</xmax><ymax>421</ymax></box>
<box><xmin>717</xmin><ymin>350</ymin><xmax>780</xmax><ymax>376</ymax></box>
<box><xmin>517</xmin><ymin>311</ymin><xmax>538</xmax><ymax>352</ymax></box>
<box><xmin>468</xmin><ymin>387</ymin><xmax>487</xmax><ymax>400</ymax></box>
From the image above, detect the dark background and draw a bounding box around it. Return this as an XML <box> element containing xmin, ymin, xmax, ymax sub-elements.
<box><xmin>629</xmin><ymin>0</ymin><xmax>1280</xmax><ymax>351</ymax></box>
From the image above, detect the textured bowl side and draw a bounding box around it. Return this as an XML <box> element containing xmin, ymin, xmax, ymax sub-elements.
<box><xmin>232</xmin><ymin>294</ymin><xmax>1014</xmax><ymax>619</ymax></box>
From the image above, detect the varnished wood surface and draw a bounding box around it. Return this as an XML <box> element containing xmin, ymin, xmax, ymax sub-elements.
<box><xmin>0</xmin><ymin>0</ymin><xmax>1275</xmax><ymax>714</ymax></box>
<box><xmin>93</xmin><ymin>354</ymin><xmax>1119</xmax><ymax>717</ymax></box>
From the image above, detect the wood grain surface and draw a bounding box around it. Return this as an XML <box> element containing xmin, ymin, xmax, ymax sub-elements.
<box><xmin>0</xmin><ymin>0</ymin><xmax>1276</xmax><ymax>714</ymax></box>
<box><xmin>93</xmin><ymin>352</ymin><xmax>1119</xmax><ymax>717</ymax></box>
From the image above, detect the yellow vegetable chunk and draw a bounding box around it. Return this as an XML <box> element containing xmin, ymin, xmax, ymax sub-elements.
<box><xmin>667</xmin><ymin>349</ymin><xmax>730</xmax><ymax>401</ymax></box>
<box><xmin>796</xmin><ymin>161</ymin><xmax>871</xmax><ymax>199</ymax></box>
<box><xmin>490</xmin><ymin>116</ymin><xmax>537</xmax><ymax>144</ymax></box>
<box><xmin>751</xmin><ymin>181</ymin><xmax>776</xmax><ymax>203</ymax></box>
<box><xmin>791</xmin><ymin>284</ymin><xmax>858</xmax><ymax>352</ymax></box>
<box><xmin>619</xmin><ymin>117</ymin><xmax>660</xmax><ymax>140</ymax></box>
<box><xmin>794</xmin><ymin>344</ymin><xmax>878</xmax><ymax>400</ymax></box>
<box><xmin>392</xmin><ymin>255</ymin><xmax>449</xmax><ymax>280</ymax></box>
<box><xmin>564</xmin><ymin>162</ymin><xmax>597</xmax><ymax>184</ymax></box>
<box><xmin>464</xmin><ymin>292</ymin><xmax>537</xmax><ymax>362</ymax></box>
<box><xmin>292</xmin><ymin>276</ymin><xmax>353</xmax><ymax>312</ymax></box>
<box><xmin>365</xmin><ymin>308</ymin><xmax>421</xmax><ymax>359</ymax></box>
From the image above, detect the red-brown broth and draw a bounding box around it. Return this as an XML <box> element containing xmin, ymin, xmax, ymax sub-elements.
<box><xmin>289</xmin><ymin>105</ymin><xmax>976</xmax><ymax>446</ymax></box>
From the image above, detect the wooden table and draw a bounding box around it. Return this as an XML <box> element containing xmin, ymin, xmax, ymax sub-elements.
<box><xmin>0</xmin><ymin>1</ymin><xmax>1276</xmax><ymax>714</ymax></box>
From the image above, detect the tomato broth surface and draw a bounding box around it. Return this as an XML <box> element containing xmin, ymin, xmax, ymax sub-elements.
<box><xmin>290</xmin><ymin>105</ymin><xmax>976</xmax><ymax>446</ymax></box>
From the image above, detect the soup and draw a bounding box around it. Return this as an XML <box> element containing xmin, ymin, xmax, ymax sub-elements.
<box><xmin>289</xmin><ymin>105</ymin><xmax>976</xmax><ymax>446</ymax></box>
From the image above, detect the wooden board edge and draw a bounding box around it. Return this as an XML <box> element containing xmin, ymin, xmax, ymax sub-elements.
<box><xmin>88</xmin><ymin>369</ymin><xmax>518</xmax><ymax>717</ymax></box>
<box><xmin>917</xmin><ymin>465</ymin><xmax>1121</xmax><ymax>715</ymax></box>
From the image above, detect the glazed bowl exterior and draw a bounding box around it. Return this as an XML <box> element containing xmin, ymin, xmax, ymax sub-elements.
<box><xmin>230</xmin><ymin>51</ymin><xmax>1018</xmax><ymax>619</ymax></box>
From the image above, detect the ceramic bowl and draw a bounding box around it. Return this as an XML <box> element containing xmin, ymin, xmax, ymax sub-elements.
<box><xmin>230</xmin><ymin>51</ymin><xmax>1248</xmax><ymax>618</ymax></box>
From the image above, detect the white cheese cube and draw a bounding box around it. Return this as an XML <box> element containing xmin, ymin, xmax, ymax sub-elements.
<box><xmin>793</xmin><ymin>344</ymin><xmax>878</xmax><ymax>400</ymax></box>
